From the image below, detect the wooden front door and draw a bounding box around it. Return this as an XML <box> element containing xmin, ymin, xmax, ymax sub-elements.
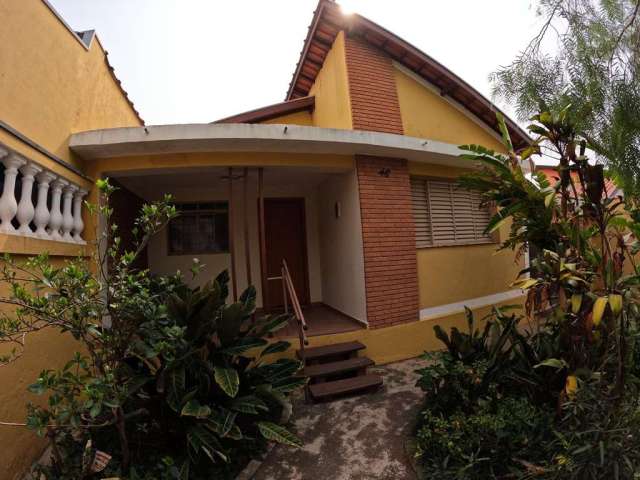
<box><xmin>263</xmin><ymin>198</ymin><xmax>310</xmax><ymax>310</ymax></box>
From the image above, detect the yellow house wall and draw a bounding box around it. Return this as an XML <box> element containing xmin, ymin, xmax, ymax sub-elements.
<box><xmin>394</xmin><ymin>67</ymin><xmax>504</xmax><ymax>151</ymax></box>
<box><xmin>0</xmin><ymin>255</ymin><xmax>87</xmax><ymax>480</ymax></box>
<box><xmin>308</xmin><ymin>31</ymin><xmax>353</xmax><ymax>130</ymax></box>
<box><xmin>86</xmin><ymin>152</ymin><xmax>353</xmax><ymax>178</ymax></box>
<box><xmin>260</xmin><ymin>110</ymin><xmax>313</xmax><ymax>126</ymax></box>
<box><xmin>407</xmin><ymin>161</ymin><xmax>522</xmax><ymax>311</ymax></box>
<box><xmin>266</xmin><ymin>297</ymin><xmax>522</xmax><ymax>366</ymax></box>
<box><xmin>0</xmin><ymin>0</ymin><xmax>141</xmax><ymax>172</ymax></box>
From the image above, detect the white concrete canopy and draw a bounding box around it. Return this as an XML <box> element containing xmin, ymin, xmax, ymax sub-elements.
<box><xmin>70</xmin><ymin>123</ymin><xmax>480</xmax><ymax>168</ymax></box>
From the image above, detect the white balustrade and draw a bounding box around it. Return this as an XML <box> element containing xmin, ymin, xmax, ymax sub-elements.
<box><xmin>16</xmin><ymin>162</ymin><xmax>42</xmax><ymax>235</ymax></box>
<box><xmin>0</xmin><ymin>153</ymin><xmax>26</xmax><ymax>233</ymax></box>
<box><xmin>48</xmin><ymin>178</ymin><xmax>67</xmax><ymax>241</ymax></box>
<box><xmin>0</xmin><ymin>143</ymin><xmax>90</xmax><ymax>244</ymax></box>
<box><xmin>72</xmin><ymin>189</ymin><xmax>88</xmax><ymax>244</ymax></box>
<box><xmin>34</xmin><ymin>171</ymin><xmax>56</xmax><ymax>239</ymax></box>
<box><xmin>61</xmin><ymin>183</ymin><xmax>78</xmax><ymax>242</ymax></box>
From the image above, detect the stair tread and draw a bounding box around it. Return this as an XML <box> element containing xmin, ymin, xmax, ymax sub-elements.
<box><xmin>309</xmin><ymin>374</ymin><xmax>383</xmax><ymax>399</ymax></box>
<box><xmin>303</xmin><ymin>357</ymin><xmax>374</xmax><ymax>378</ymax></box>
<box><xmin>297</xmin><ymin>341</ymin><xmax>366</xmax><ymax>361</ymax></box>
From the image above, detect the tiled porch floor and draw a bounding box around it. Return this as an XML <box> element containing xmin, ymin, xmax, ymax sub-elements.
<box><xmin>276</xmin><ymin>304</ymin><xmax>365</xmax><ymax>338</ymax></box>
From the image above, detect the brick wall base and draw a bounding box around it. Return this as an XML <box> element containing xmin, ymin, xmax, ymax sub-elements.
<box><xmin>356</xmin><ymin>155</ymin><xmax>419</xmax><ymax>328</ymax></box>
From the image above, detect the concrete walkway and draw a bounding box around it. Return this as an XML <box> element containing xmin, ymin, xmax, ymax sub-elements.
<box><xmin>254</xmin><ymin>357</ymin><xmax>424</xmax><ymax>480</ymax></box>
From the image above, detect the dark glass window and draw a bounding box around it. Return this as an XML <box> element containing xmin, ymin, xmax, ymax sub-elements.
<box><xmin>168</xmin><ymin>202</ymin><xmax>229</xmax><ymax>254</ymax></box>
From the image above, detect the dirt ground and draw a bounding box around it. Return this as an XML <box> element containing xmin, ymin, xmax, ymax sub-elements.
<box><xmin>254</xmin><ymin>357</ymin><xmax>425</xmax><ymax>480</ymax></box>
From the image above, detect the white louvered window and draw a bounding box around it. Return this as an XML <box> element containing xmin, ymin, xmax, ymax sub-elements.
<box><xmin>411</xmin><ymin>177</ymin><xmax>493</xmax><ymax>248</ymax></box>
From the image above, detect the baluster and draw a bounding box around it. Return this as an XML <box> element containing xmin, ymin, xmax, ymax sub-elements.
<box><xmin>72</xmin><ymin>189</ymin><xmax>88</xmax><ymax>244</ymax></box>
<box><xmin>34</xmin><ymin>171</ymin><xmax>56</xmax><ymax>239</ymax></box>
<box><xmin>16</xmin><ymin>163</ymin><xmax>43</xmax><ymax>236</ymax></box>
<box><xmin>48</xmin><ymin>178</ymin><xmax>68</xmax><ymax>241</ymax></box>
<box><xmin>0</xmin><ymin>152</ymin><xmax>27</xmax><ymax>234</ymax></box>
<box><xmin>61</xmin><ymin>184</ymin><xmax>78</xmax><ymax>242</ymax></box>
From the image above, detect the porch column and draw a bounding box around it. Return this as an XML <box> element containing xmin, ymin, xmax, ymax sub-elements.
<box><xmin>258</xmin><ymin>168</ymin><xmax>268</xmax><ymax>309</ymax></box>
<box><xmin>228</xmin><ymin>167</ymin><xmax>238</xmax><ymax>301</ymax></box>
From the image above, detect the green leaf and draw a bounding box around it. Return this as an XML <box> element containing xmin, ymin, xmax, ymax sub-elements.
<box><xmin>254</xmin><ymin>313</ymin><xmax>291</xmax><ymax>337</ymax></box>
<box><xmin>231</xmin><ymin>395</ymin><xmax>269</xmax><ymax>414</ymax></box>
<box><xmin>220</xmin><ymin>337</ymin><xmax>268</xmax><ymax>355</ymax></box>
<box><xmin>257</xmin><ymin>421</ymin><xmax>303</xmax><ymax>448</ymax></box>
<box><xmin>187</xmin><ymin>425</ymin><xmax>228</xmax><ymax>463</ymax></box>
<box><xmin>214</xmin><ymin>366</ymin><xmax>239</xmax><ymax>398</ymax></box>
<box><xmin>534</xmin><ymin>358</ymin><xmax>568</xmax><ymax>370</ymax></box>
<box><xmin>261</xmin><ymin>341</ymin><xmax>291</xmax><ymax>357</ymax></box>
<box><xmin>181</xmin><ymin>399</ymin><xmax>212</xmax><ymax>419</ymax></box>
<box><xmin>179</xmin><ymin>461</ymin><xmax>190</xmax><ymax>480</ymax></box>
<box><xmin>217</xmin><ymin>304</ymin><xmax>244</xmax><ymax>346</ymax></box>
<box><xmin>496</xmin><ymin>112</ymin><xmax>514</xmax><ymax>152</ymax></box>
<box><xmin>272</xmin><ymin>376</ymin><xmax>307</xmax><ymax>393</ymax></box>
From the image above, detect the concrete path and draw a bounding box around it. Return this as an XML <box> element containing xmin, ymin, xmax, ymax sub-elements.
<box><xmin>254</xmin><ymin>357</ymin><xmax>424</xmax><ymax>480</ymax></box>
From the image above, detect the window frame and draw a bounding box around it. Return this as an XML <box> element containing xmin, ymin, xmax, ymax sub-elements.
<box><xmin>411</xmin><ymin>176</ymin><xmax>495</xmax><ymax>248</ymax></box>
<box><xmin>167</xmin><ymin>201</ymin><xmax>230</xmax><ymax>256</ymax></box>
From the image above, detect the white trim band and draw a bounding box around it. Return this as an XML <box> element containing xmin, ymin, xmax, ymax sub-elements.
<box><xmin>69</xmin><ymin>123</ymin><xmax>469</xmax><ymax>166</ymax></box>
<box><xmin>419</xmin><ymin>289</ymin><xmax>525</xmax><ymax>322</ymax></box>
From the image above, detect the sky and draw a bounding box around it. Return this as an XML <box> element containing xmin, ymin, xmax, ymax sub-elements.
<box><xmin>50</xmin><ymin>0</ymin><xmax>547</xmax><ymax>126</ymax></box>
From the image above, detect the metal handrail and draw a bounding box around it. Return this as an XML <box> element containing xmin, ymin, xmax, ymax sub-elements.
<box><xmin>281</xmin><ymin>259</ymin><xmax>309</xmax><ymax>365</ymax></box>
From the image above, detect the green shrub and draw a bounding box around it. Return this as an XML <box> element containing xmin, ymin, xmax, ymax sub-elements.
<box><xmin>415</xmin><ymin>110</ymin><xmax>640</xmax><ymax>479</ymax></box>
<box><xmin>0</xmin><ymin>180</ymin><xmax>305</xmax><ymax>479</ymax></box>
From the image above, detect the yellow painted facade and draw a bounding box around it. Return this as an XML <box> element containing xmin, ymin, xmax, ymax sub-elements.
<box><xmin>269</xmin><ymin>298</ymin><xmax>519</xmax><ymax>366</ymax></box>
<box><xmin>0</xmin><ymin>4</ymin><xmax>529</xmax><ymax>478</ymax></box>
<box><xmin>394</xmin><ymin>67</ymin><xmax>504</xmax><ymax>151</ymax></box>
<box><xmin>0</xmin><ymin>0</ymin><xmax>141</xmax><ymax>171</ymax></box>
<box><xmin>406</xmin><ymin>161</ymin><xmax>521</xmax><ymax>311</ymax></box>
<box><xmin>0</xmin><ymin>2</ymin><xmax>142</xmax><ymax>478</ymax></box>
<box><xmin>308</xmin><ymin>31</ymin><xmax>353</xmax><ymax>130</ymax></box>
<box><xmin>260</xmin><ymin>110</ymin><xmax>314</xmax><ymax>126</ymax></box>
<box><xmin>87</xmin><ymin>152</ymin><xmax>354</xmax><ymax>177</ymax></box>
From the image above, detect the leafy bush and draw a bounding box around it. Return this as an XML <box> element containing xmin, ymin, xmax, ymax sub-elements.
<box><xmin>0</xmin><ymin>180</ymin><xmax>305</xmax><ymax>479</ymax></box>
<box><xmin>415</xmin><ymin>111</ymin><xmax>640</xmax><ymax>479</ymax></box>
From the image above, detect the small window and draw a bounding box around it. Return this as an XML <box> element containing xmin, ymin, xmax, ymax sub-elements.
<box><xmin>168</xmin><ymin>202</ymin><xmax>229</xmax><ymax>255</ymax></box>
<box><xmin>411</xmin><ymin>177</ymin><xmax>493</xmax><ymax>248</ymax></box>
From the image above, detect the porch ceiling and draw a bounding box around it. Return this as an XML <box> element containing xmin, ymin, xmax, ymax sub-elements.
<box><xmin>69</xmin><ymin>123</ymin><xmax>475</xmax><ymax>168</ymax></box>
<box><xmin>114</xmin><ymin>166</ymin><xmax>336</xmax><ymax>200</ymax></box>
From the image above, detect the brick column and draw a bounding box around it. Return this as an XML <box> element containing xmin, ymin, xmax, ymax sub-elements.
<box><xmin>344</xmin><ymin>35</ymin><xmax>404</xmax><ymax>135</ymax></box>
<box><xmin>357</xmin><ymin>156</ymin><xmax>419</xmax><ymax>328</ymax></box>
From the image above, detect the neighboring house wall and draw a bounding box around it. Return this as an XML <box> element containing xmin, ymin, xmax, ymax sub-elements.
<box><xmin>318</xmin><ymin>170</ymin><xmax>367</xmax><ymax>323</ymax></box>
<box><xmin>308</xmin><ymin>31</ymin><xmax>353</xmax><ymax>130</ymax></box>
<box><xmin>0</xmin><ymin>0</ymin><xmax>141</xmax><ymax>170</ymax></box>
<box><xmin>0</xmin><ymin>2</ymin><xmax>141</xmax><ymax>478</ymax></box>
<box><xmin>0</xmin><ymin>266</ymin><xmax>82</xmax><ymax>480</ymax></box>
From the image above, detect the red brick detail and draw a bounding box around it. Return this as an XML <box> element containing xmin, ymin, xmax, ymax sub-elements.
<box><xmin>357</xmin><ymin>156</ymin><xmax>419</xmax><ymax>329</ymax></box>
<box><xmin>344</xmin><ymin>35</ymin><xmax>404</xmax><ymax>135</ymax></box>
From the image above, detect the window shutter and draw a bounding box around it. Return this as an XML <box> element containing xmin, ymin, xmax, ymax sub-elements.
<box><xmin>410</xmin><ymin>177</ymin><xmax>492</xmax><ymax>247</ymax></box>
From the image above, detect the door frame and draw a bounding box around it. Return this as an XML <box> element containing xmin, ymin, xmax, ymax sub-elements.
<box><xmin>259</xmin><ymin>197</ymin><xmax>311</xmax><ymax>311</ymax></box>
